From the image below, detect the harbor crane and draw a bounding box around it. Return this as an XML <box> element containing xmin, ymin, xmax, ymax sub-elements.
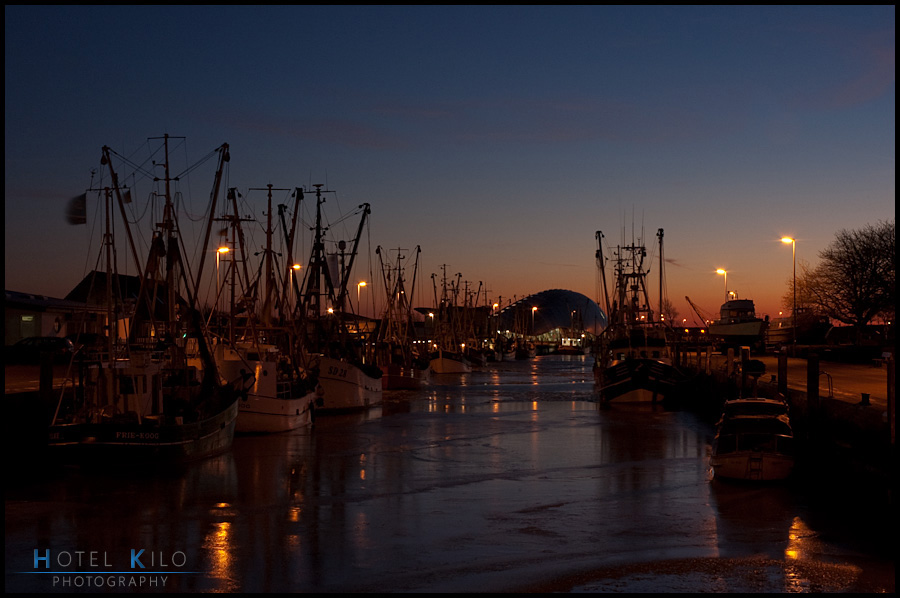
<box><xmin>685</xmin><ymin>296</ymin><xmax>714</xmax><ymax>328</ymax></box>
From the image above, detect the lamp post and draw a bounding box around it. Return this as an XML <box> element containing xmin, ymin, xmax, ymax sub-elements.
<box><xmin>357</xmin><ymin>281</ymin><xmax>367</xmax><ymax>316</ymax></box>
<box><xmin>716</xmin><ymin>269</ymin><xmax>727</xmax><ymax>302</ymax></box>
<box><xmin>532</xmin><ymin>306</ymin><xmax>537</xmax><ymax>334</ymax></box>
<box><xmin>216</xmin><ymin>246</ymin><xmax>230</xmax><ymax>316</ymax></box>
<box><xmin>289</xmin><ymin>264</ymin><xmax>301</xmax><ymax>313</ymax></box>
<box><xmin>781</xmin><ymin>237</ymin><xmax>797</xmax><ymax>347</ymax></box>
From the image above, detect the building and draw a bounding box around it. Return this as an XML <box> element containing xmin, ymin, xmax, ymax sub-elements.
<box><xmin>4</xmin><ymin>290</ymin><xmax>95</xmax><ymax>345</ymax></box>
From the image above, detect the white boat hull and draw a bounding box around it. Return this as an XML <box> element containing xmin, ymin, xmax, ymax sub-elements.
<box><xmin>236</xmin><ymin>391</ymin><xmax>315</xmax><ymax>433</ymax></box>
<box><xmin>317</xmin><ymin>356</ymin><xmax>383</xmax><ymax>411</ymax></box>
<box><xmin>216</xmin><ymin>344</ymin><xmax>315</xmax><ymax>433</ymax></box>
<box><xmin>429</xmin><ymin>350</ymin><xmax>471</xmax><ymax>374</ymax></box>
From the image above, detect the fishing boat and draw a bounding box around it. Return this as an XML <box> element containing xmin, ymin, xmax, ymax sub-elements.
<box><xmin>216</xmin><ymin>342</ymin><xmax>316</xmax><ymax>433</ymax></box>
<box><xmin>296</xmin><ymin>185</ymin><xmax>382</xmax><ymax>411</ymax></box>
<box><xmin>374</xmin><ymin>245</ymin><xmax>432</xmax><ymax>389</ymax></box>
<box><xmin>426</xmin><ymin>265</ymin><xmax>474</xmax><ymax>374</ymax></box>
<box><xmin>711</xmin><ymin>396</ymin><xmax>795</xmax><ymax>481</ymax></box>
<box><xmin>50</xmin><ymin>136</ymin><xmax>242</xmax><ymax>464</ymax></box>
<box><xmin>708</xmin><ymin>297</ymin><xmax>768</xmax><ymax>349</ymax></box>
<box><xmin>430</xmin><ymin>348</ymin><xmax>472</xmax><ymax>374</ymax></box>
<box><xmin>211</xmin><ymin>185</ymin><xmax>316</xmax><ymax>433</ymax></box>
<box><xmin>593</xmin><ymin>228</ymin><xmax>682</xmax><ymax>403</ymax></box>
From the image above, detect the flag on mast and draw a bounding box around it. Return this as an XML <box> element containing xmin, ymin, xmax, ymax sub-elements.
<box><xmin>66</xmin><ymin>193</ymin><xmax>87</xmax><ymax>225</ymax></box>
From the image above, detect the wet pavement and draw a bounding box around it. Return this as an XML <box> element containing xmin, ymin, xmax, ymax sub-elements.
<box><xmin>4</xmin><ymin>356</ymin><xmax>895</xmax><ymax>593</ymax></box>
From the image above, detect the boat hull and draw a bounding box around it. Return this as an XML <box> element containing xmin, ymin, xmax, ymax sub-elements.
<box><xmin>77</xmin><ymin>398</ymin><xmax>239</xmax><ymax>464</ymax></box>
<box><xmin>595</xmin><ymin>358</ymin><xmax>680</xmax><ymax>403</ymax></box>
<box><xmin>317</xmin><ymin>356</ymin><xmax>383</xmax><ymax>411</ymax></box>
<box><xmin>216</xmin><ymin>346</ymin><xmax>315</xmax><ymax>433</ymax></box>
<box><xmin>711</xmin><ymin>451</ymin><xmax>794</xmax><ymax>481</ymax></box>
<box><xmin>236</xmin><ymin>391</ymin><xmax>315</xmax><ymax>433</ymax></box>
<box><xmin>380</xmin><ymin>364</ymin><xmax>430</xmax><ymax>390</ymax></box>
<box><xmin>429</xmin><ymin>351</ymin><xmax>471</xmax><ymax>374</ymax></box>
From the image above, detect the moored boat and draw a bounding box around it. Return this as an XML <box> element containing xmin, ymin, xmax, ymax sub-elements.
<box><xmin>374</xmin><ymin>245</ymin><xmax>432</xmax><ymax>389</ymax></box>
<box><xmin>711</xmin><ymin>396</ymin><xmax>794</xmax><ymax>481</ymax></box>
<box><xmin>429</xmin><ymin>348</ymin><xmax>472</xmax><ymax>374</ymax></box>
<box><xmin>709</xmin><ymin>297</ymin><xmax>768</xmax><ymax>349</ymax></box>
<box><xmin>50</xmin><ymin>137</ymin><xmax>242</xmax><ymax>465</ymax></box>
<box><xmin>217</xmin><ymin>342</ymin><xmax>316</xmax><ymax>433</ymax></box>
<box><xmin>380</xmin><ymin>363</ymin><xmax>432</xmax><ymax>389</ymax></box>
<box><xmin>296</xmin><ymin>184</ymin><xmax>382</xmax><ymax>411</ymax></box>
<box><xmin>315</xmin><ymin>355</ymin><xmax>383</xmax><ymax>409</ymax></box>
<box><xmin>425</xmin><ymin>265</ymin><xmax>475</xmax><ymax>376</ymax></box>
<box><xmin>593</xmin><ymin>228</ymin><xmax>683</xmax><ymax>404</ymax></box>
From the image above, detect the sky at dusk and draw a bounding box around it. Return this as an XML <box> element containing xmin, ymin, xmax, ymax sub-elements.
<box><xmin>5</xmin><ymin>6</ymin><xmax>895</xmax><ymax>323</ymax></box>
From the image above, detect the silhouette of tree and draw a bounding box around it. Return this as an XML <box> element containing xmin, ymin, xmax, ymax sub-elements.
<box><xmin>794</xmin><ymin>220</ymin><xmax>895</xmax><ymax>339</ymax></box>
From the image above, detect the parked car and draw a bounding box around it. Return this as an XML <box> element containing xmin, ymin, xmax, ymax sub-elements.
<box><xmin>5</xmin><ymin>336</ymin><xmax>75</xmax><ymax>364</ymax></box>
<box><xmin>65</xmin><ymin>332</ymin><xmax>109</xmax><ymax>352</ymax></box>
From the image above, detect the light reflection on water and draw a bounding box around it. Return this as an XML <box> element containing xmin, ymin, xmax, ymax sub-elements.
<box><xmin>4</xmin><ymin>355</ymin><xmax>894</xmax><ymax>593</ymax></box>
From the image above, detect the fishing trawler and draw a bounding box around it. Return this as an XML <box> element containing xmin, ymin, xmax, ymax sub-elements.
<box><xmin>427</xmin><ymin>266</ymin><xmax>473</xmax><ymax>374</ymax></box>
<box><xmin>49</xmin><ymin>136</ymin><xmax>242</xmax><ymax>464</ymax></box>
<box><xmin>375</xmin><ymin>245</ymin><xmax>431</xmax><ymax>389</ymax></box>
<box><xmin>295</xmin><ymin>185</ymin><xmax>382</xmax><ymax>410</ymax></box>
<box><xmin>211</xmin><ymin>185</ymin><xmax>316</xmax><ymax>433</ymax></box>
<box><xmin>593</xmin><ymin>228</ymin><xmax>682</xmax><ymax>404</ymax></box>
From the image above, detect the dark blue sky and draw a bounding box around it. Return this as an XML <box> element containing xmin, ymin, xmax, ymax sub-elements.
<box><xmin>5</xmin><ymin>6</ymin><xmax>894</xmax><ymax>319</ymax></box>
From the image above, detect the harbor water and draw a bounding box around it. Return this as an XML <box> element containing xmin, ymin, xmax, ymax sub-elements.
<box><xmin>4</xmin><ymin>355</ymin><xmax>894</xmax><ymax>593</ymax></box>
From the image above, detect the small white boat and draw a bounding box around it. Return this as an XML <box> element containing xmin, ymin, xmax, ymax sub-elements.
<box><xmin>711</xmin><ymin>396</ymin><xmax>795</xmax><ymax>481</ymax></box>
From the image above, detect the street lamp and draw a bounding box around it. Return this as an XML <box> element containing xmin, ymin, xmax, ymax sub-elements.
<box><xmin>781</xmin><ymin>237</ymin><xmax>797</xmax><ymax>346</ymax></box>
<box><xmin>216</xmin><ymin>246</ymin><xmax>230</xmax><ymax>314</ymax></box>
<box><xmin>357</xmin><ymin>281</ymin><xmax>367</xmax><ymax>316</ymax></box>
<box><xmin>716</xmin><ymin>269</ymin><xmax>727</xmax><ymax>302</ymax></box>
<box><xmin>532</xmin><ymin>306</ymin><xmax>537</xmax><ymax>334</ymax></box>
<box><xmin>289</xmin><ymin>264</ymin><xmax>301</xmax><ymax>311</ymax></box>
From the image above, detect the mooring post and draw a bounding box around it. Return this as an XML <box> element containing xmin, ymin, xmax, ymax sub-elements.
<box><xmin>778</xmin><ymin>352</ymin><xmax>788</xmax><ymax>399</ymax></box>
<box><xmin>807</xmin><ymin>353</ymin><xmax>820</xmax><ymax>418</ymax></box>
<box><xmin>888</xmin><ymin>356</ymin><xmax>895</xmax><ymax>446</ymax></box>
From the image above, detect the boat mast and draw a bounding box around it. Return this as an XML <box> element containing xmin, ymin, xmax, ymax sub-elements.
<box><xmin>657</xmin><ymin>228</ymin><xmax>664</xmax><ymax>325</ymax></box>
<box><xmin>190</xmin><ymin>143</ymin><xmax>230</xmax><ymax>304</ymax></box>
<box><xmin>595</xmin><ymin>231</ymin><xmax>611</xmax><ymax>319</ymax></box>
<box><xmin>335</xmin><ymin>202</ymin><xmax>371</xmax><ymax>313</ymax></box>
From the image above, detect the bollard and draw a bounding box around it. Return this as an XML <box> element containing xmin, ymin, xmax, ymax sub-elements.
<box><xmin>860</xmin><ymin>392</ymin><xmax>870</xmax><ymax>406</ymax></box>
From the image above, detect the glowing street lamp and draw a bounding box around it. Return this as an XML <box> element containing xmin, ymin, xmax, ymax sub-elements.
<box><xmin>532</xmin><ymin>306</ymin><xmax>537</xmax><ymax>334</ymax></box>
<box><xmin>716</xmin><ymin>269</ymin><xmax>727</xmax><ymax>302</ymax></box>
<box><xmin>289</xmin><ymin>264</ymin><xmax>301</xmax><ymax>309</ymax></box>
<box><xmin>216</xmin><ymin>246</ymin><xmax>230</xmax><ymax>314</ymax></box>
<box><xmin>357</xmin><ymin>281</ymin><xmax>367</xmax><ymax>315</ymax></box>
<box><xmin>781</xmin><ymin>237</ymin><xmax>797</xmax><ymax>346</ymax></box>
